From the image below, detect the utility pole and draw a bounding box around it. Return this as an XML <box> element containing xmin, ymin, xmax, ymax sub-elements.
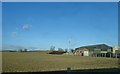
<box><xmin>68</xmin><ymin>38</ymin><xmax>71</xmax><ymax>53</ymax></box>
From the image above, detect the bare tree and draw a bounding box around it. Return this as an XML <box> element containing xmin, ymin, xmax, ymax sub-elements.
<box><xmin>50</xmin><ymin>46</ymin><xmax>55</xmax><ymax>51</ymax></box>
<box><xmin>58</xmin><ymin>48</ymin><xmax>64</xmax><ymax>51</ymax></box>
<box><xmin>65</xmin><ymin>49</ymin><xmax>68</xmax><ymax>52</ymax></box>
<box><xmin>70</xmin><ymin>49</ymin><xmax>74</xmax><ymax>53</ymax></box>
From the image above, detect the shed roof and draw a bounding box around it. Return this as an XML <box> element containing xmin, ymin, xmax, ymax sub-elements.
<box><xmin>75</xmin><ymin>44</ymin><xmax>112</xmax><ymax>51</ymax></box>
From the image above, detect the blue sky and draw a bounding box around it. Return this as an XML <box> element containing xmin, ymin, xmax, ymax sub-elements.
<box><xmin>2</xmin><ymin>2</ymin><xmax>118</xmax><ymax>50</ymax></box>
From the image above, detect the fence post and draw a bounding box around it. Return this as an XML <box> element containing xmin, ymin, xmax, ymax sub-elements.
<box><xmin>105</xmin><ymin>53</ymin><xmax>106</xmax><ymax>57</ymax></box>
<box><xmin>102</xmin><ymin>53</ymin><xmax>103</xmax><ymax>57</ymax></box>
<box><xmin>110</xmin><ymin>53</ymin><xmax>111</xmax><ymax>58</ymax></box>
<box><xmin>116</xmin><ymin>53</ymin><xmax>117</xmax><ymax>58</ymax></box>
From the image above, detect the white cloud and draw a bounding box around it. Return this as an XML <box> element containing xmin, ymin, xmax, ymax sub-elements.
<box><xmin>22</xmin><ymin>24</ymin><xmax>31</xmax><ymax>31</ymax></box>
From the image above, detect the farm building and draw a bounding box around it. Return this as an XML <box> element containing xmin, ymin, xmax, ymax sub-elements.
<box><xmin>112</xmin><ymin>46</ymin><xmax>120</xmax><ymax>58</ymax></box>
<box><xmin>74</xmin><ymin>44</ymin><xmax>113</xmax><ymax>57</ymax></box>
<box><xmin>112</xmin><ymin>46</ymin><xmax>120</xmax><ymax>53</ymax></box>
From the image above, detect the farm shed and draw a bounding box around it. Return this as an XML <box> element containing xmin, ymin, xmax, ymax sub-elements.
<box><xmin>74</xmin><ymin>44</ymin><xmax>112</xmax><ymax>57</ymax></box>
<box><xmin>112</xmin><ymin>46</ymin><xmax>120</xmax><ymax>58</ymax></box>
<box><xmin>75</xmin><ymin>48</ymin><xmax>89</xmax><ymax>56</ymax></box>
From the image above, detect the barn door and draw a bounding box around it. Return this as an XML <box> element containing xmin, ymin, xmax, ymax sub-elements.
<box><xmin>84</xmin><ymin>51</ymin><xmax>89</xmax><ymax>56</ymax></box>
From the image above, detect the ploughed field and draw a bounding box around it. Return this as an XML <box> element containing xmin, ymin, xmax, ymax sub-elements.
<box><xmin>2</xmin><ymin>51</ymin><xmax>119</xmax><ymax>72</ymax></box>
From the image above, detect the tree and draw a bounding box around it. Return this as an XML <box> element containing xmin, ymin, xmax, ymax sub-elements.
<box><xmin>65</xmin><ymin>49</ymin><xmax>68</xmax><ymax>52</ymax></box>
<box><xmin>18</xmin><ymin>49</ymin><xmax>23</xmax><ymax>52</ymax></box>
<box><xmin>50</xmin><ymin>46</ymin><xmax>55</xmax><ymax>51</ymax></box>
<box><xmin>58</xmin><ymin>48</ymin><xmax>64</xmax><ymax>51</ymax></box>
<box><xmin>70</xmin><ymin>49</ymin><xmax>74</xmax><ymax>53</ymax></box>
<box><xmin>24</xmin><ymin>49</ymin><xmax>28</xmax><ymax>52</ymax></box>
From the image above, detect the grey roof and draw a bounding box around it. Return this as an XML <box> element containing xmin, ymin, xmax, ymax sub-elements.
<box><xmin>75</xmin><ymin>44</ymin><xmax>112</xmax><ymax>51</ymax></box>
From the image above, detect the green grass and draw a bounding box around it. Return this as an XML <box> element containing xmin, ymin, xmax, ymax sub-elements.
<box><xmin>2</xmin><ymin>51</ymin><xmax>119</xmax><ymax>72</ymax></box>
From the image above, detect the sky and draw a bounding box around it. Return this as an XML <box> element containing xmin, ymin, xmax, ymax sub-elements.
<box><xmin>2</xmin><ymin>2</ymin><xmax>118</xmax><ymax>50</ymax></box>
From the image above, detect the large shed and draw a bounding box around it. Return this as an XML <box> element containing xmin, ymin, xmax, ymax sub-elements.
<box><xmin>74</xmin><ymin>44</ymin><xmax>112</xmax><ymax>57</ymax></box>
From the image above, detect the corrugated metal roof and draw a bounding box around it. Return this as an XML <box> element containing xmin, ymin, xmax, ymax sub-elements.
<box><xmin>75</xmin><ymin>44</ymin><xmax>112</xmax><ymax>51</ymax></box>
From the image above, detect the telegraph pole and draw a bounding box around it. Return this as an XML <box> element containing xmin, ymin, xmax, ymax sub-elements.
<box><xmin>68</xmin><ymin>38</ymin><xmax>71</xmax><ymax>52</ymax></box>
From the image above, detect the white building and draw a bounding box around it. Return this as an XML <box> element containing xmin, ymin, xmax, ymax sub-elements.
<box><xmin>112</xmin><ymin>46</ymin><xmax>120</xmax><ymax>53</ymax></box>
<box><xmin>112</xmin><ymin>46</ymin><xmax>120</xmax><ymax>58</ymax></box>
